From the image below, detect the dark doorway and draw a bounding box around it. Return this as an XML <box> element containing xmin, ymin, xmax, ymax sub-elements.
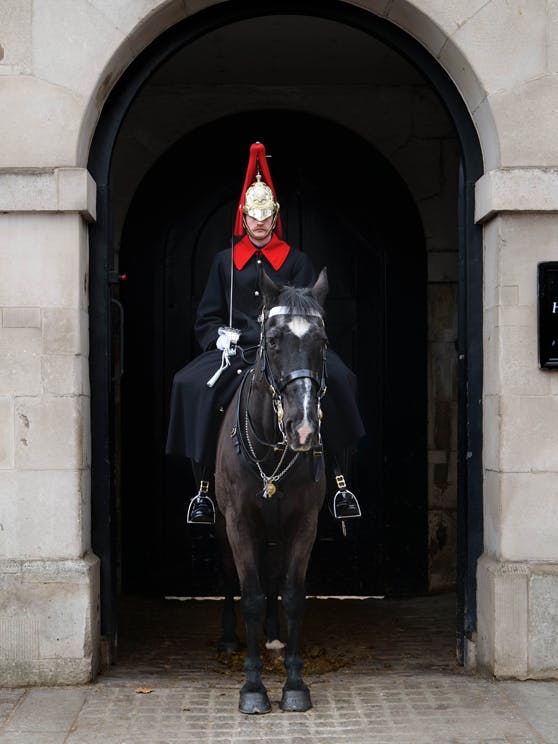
<box><xmin>90</xmin><ymin>2</ymin><xmax>484</xmax><ymax>661</ymax></box>
<box><xmin>117</xmin><ymin>111</ymin><xmax>427</xmax><ymax>599</ymax></box>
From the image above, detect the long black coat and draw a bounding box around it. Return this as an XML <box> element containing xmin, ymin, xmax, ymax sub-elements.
<box><xmin>166</xmin><ymin>244</ymin><xmax>364</xmax><ymax>463</ymax></box>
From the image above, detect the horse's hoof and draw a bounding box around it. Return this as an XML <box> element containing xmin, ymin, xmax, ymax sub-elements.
<box><xmin>280</xmin><ymin>688</ymin><xmax>312</xmax><ymax>712</ymax></box>
<box><xmin>239</xmin><ymin>690</ymin><xmax>272</xmax><ymax>715</ymax></box>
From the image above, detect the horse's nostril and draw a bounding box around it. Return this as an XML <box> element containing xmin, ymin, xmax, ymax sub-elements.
<box><xmin>296</xmin><ymin>422</ymin><xmax>313</xmax><ymax>448</ymax></box>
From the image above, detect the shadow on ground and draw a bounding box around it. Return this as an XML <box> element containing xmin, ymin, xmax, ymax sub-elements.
<box><xmin>105</xmin><ymin>592</ymin><xmax>460</xmax><ymax>685</ymax></box>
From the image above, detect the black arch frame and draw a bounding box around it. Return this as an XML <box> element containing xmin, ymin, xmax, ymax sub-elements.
<box><xmin>88</xmin><ymin>0</ymin><xmax>484</xmax><ymax>661</ymax></box>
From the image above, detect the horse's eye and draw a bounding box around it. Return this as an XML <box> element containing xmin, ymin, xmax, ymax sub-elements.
<box><xmin>268</xmin><ymin>336</ymin><xmax>279</xmax><ymax>349</ymax></box>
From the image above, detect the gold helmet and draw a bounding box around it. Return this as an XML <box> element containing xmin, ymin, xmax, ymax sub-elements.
<box><xmin>243</xmin><ymin>174</ymin><xmax>279</xmax><ymax>221</ymax></box>
<box><xmin>234</xmin><ymin>142</ymin><xmax>283</xmax><ymax>238</ymax></box>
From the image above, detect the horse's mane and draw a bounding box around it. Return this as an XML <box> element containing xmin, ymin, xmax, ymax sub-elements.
<box><xmin>276</xmin><ymin>284</ymin><xmax>324</xmax><ymax>318</ymax></box>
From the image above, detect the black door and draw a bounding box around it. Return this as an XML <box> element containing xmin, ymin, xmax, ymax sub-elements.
<box><xmin>118</xmin><ymin>111</ymin><xmax>427</xmax><ymax>598</ymax></box>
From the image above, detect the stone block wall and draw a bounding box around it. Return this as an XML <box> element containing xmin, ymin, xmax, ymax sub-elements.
<box><xmin>475</xmin><ymin>196</ymin><xmax>558</xmax><ymax>678</ymax></box>
<box><xmin>0</xmin><ymin>176</ymin><xmax>100</xmax><ymax>685</ymax></box>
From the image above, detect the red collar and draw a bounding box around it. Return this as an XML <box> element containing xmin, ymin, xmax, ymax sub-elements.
<box><xmin>233</xmin><ymin>233</ymin><xmax>290</xmax><ymax>271</ymax></box>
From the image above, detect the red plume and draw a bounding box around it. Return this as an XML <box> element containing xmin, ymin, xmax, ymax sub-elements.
<box><xmin>233</xmin><ymin>142</ymin><xmax>283</xmax><ymax>238</ymax></box>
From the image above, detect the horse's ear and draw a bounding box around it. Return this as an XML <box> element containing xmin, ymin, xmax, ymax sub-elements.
<box><xmin>311</xmin><ymin>267</ymin><xmax>328</xmax><ymax>308</ymax></box>
<box><xmin>259</xmin><ymin>269</ymin><xmax>281</xmax><ymax>308</ymax></box>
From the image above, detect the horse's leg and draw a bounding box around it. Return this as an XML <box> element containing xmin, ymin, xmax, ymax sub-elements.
<box><xmin>280</xmin><ymin>533</ymin><xmax>316</xmax><ymax>712</ymax></box>
<box><xmin>226</xmin><ymin>524</ymin><xmax>271</xmax><ymax>714</ymax></box>
<box><xmin>239</xmin><ymin>576</ymin><xmax>270</xmax><ymax>713</ymax></box>
<box><xmin>264</xmin><ymin>591</ymin><xmax>283</xmax><ymax>650</ymax></box>
<box><xmin>280</xmin><ymin>577</ymin><xmax>311</xmax><ymax>711</ymax></box>
<box><xmin>220</xmin><ymin>583</ymin><xmax>240</xmax><ymax>653</ymax></box>
<box><xmin>215</xmin><ymin>514</ymin><xmax>240</xmax><ymax>652</ymax></box>
<box><xmin>264</xmin><ymin>544</ymin><xmax>284</xmax><ymax>649</ymax></box>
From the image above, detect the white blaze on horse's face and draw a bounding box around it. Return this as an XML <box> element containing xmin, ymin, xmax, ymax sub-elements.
<box><xmin>289</xmin><ymin>315</ymin><xmax>314</xmax><ymax>449</ymax></box>
<box><xmin>295</xmin><ymin>377</ymin><xmax>314</xmax><ymax>448</ymax></box>
<box><xmin>288</xmin><ymin>316</ymin><xmax>311</xmax><ymax>338</ymax></box>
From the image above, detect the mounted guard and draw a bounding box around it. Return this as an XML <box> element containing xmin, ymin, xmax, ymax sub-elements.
<box><xmin>165</xmin><ymin>141</ymin><xmax>364</xmax><ymax>526</ymax></box>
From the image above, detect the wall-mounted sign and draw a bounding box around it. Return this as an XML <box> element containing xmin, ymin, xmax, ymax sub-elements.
<box><xmin>538</xmin><ymin>262</ymin><xmax>558</xmax><ymax>369</ymax></box>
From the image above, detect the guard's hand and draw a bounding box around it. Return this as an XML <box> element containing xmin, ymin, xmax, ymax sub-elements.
<box><xmin>216</xmin><ymin>326</ymin><xmax>240</xmax><ymax>352</ymax></box>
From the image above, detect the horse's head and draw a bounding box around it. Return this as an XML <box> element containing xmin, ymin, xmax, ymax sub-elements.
<box><xmin>259</xmin><ymin>268</ymin><xmax>329</xmax><ymax>452</ymax></box>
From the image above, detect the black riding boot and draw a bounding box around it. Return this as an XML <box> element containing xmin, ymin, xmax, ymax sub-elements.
<box><xmin>187</xmin><ymin>462</ymin><xmax>215</xmax><ymax>525</ymax></box>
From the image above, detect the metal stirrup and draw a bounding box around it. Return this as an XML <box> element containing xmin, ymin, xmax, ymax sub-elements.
<box><xmin>333</xmin><ymin>474</ymin><xmax>362</xmax><ymax>520</ymax></box>
<box><xmin>187</xmin><ymin>480</ymin><xmax>215</xmax><ymax>524</ymax></box>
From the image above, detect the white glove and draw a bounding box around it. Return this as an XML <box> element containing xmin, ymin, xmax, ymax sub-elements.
<box><xmin>207</xmin><ymin>327</ymin><xmax>242</xmax><ymax>388</ymax></box>
<box><xmin>216</xmin><ymin>327</ymin><xmax>240</xmax><ymax>352</ymax></box>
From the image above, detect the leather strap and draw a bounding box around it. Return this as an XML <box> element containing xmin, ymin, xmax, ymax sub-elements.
<box><xmin>278</xmin><ymin>368</ymin><xmax>321</xmax><ymax>391</ymax></box>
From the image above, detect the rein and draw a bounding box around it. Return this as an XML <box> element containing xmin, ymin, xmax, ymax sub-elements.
<box><xmin>231</xmin><ymin>304</ymin><xmax>327</xmax><ymax>498</ymax></box>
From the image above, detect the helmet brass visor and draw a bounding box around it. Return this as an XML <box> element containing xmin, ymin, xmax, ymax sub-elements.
<box><xmin>246</xmin><ymin>206</ymin><xmax>275</xmax><ymax>221</ymax></box>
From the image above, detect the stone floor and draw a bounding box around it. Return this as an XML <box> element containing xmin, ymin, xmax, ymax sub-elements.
<box><xmin>2</xmin><ymin>593</ymin><xmax>558</xmax><ymax>743</ymax></box>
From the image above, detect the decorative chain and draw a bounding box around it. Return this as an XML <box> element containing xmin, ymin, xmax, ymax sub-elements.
<box><xmin>244</xmin><ymin>408</ymin><xmax>300</xmax><ymax>496</ymax></box>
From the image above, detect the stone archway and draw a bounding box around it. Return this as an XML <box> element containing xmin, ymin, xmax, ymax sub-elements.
<box><xmin>87</xmin><ymin>1</ymin><xmax>483</xmax><ymax>664</ymax></box>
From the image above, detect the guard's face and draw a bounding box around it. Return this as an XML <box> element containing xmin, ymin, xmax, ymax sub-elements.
<box><xmin>245</xmin><ymin>214</ymin><xmax>274</xmax><ymax>241</ymax></box>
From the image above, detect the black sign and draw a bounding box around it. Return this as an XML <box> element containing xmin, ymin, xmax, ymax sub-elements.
<box><xmin>538</xmin><ymin>262</ymin><xmax>558</xmax><ymax>368</ymax></box>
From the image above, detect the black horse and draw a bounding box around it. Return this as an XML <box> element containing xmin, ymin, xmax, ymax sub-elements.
<box><xmin>214</xmin><ymin>268</ymin><xmax>329</xmax><ymax>714</ymax></box>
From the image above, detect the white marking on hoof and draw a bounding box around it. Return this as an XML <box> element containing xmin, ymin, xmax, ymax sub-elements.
<box><xmin>265</xmin><ymin>639</ymin><xmax>285</xmax><ymax>650</ymax></box>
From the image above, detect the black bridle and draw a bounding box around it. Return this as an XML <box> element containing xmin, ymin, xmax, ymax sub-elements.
<box><xmin>231</xmin><ymin>304</ymin><xmax>328</xmax><ymax>498</ymax></box>
<box><xmin>258</xmin><ymin>305</ymin><xmax>327</xmax><ymax>439</ymax></box>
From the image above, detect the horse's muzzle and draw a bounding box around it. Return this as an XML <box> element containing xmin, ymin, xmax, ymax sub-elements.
<box><xmin>285</xmin><ymin>418</ymin><xmax>320</xmax><ymax>451</ymax></box>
